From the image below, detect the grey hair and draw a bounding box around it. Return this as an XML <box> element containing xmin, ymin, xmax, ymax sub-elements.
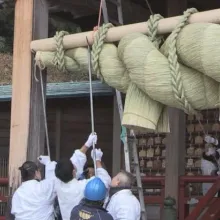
<box><xmin>117</xmin><ymin>170</ymin><xmax>134</xmax><ymax>188</ymax></box>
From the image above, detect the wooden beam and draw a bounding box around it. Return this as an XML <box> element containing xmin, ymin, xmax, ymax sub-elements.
<box><xmin>9</xmin><ymin>0</ymin><xmax>34</xmax><ymax>189</ymax></box>
<box><xmin>31</xmin><ymin>8</ymin><xmax>220</xmax><ymax>51</ymax></box>
<box><xmin>0</xmin><ymin>81</ymin><xmax>114</xmax><ymax>102</ymax></box>
<box><xmin>164</xmin><ymin>0</ymin><xmax>187</xmax><ymax>203</ymax></box>
<box><xmin>112</xmin><ymin>96</ymin><xmax>121</xmax><ymax>176</ymax></box>
<box><xmin>55</xmin><ymin>107</ymin><xmax>62</xmax><ymax>160</ymax></box>
<box><xmin>27</xmin><ymin>0</ymin><xmax>48</xmax><ymax>161</ymax></box>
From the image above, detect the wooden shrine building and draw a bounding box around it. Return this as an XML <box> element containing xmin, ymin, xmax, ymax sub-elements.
<box><xmin>1</xmin><ymin>0</ymin><xmax>220</xmax><ymax>219</ymax></box>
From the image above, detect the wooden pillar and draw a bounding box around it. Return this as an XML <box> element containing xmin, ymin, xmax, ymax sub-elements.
<box><xmin>112</xmin><ymin>96</ymin><xmax>121</xmax><ymax>176</ymax></box>
<box><xmin>9</xmin><ymin>0</ymin><xmax>48</xmax><ymax>189</ymax></box>
<box><xmin>164</xmin><ymin>0</ymin><xmax>187</xmax><ymax>203</ymax></box>
<box><xmin>9</xmin><ymin>0</ymin><xmax>34</xmax><ymax>189</ymax></box>
<box><xmin>27</xmin><ymin>0</ymin><xmax>48</xmax><ymax>161</ymax></box>
<box><xmin>165</xmin><ymin>108</ymin><xmax>186</xmax><ymax>200</ymax></box>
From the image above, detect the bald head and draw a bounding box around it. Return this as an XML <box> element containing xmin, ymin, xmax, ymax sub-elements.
<box><xmin>111</xmin><ymin>170</ymin><xmax>134</xmax><ymax>188</ymax></box>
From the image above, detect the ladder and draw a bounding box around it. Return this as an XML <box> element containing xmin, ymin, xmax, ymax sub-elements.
<box><xmin>100</xmin><ymin>1</ymin><xmax>147</xmax><ymax>219</ymax></box>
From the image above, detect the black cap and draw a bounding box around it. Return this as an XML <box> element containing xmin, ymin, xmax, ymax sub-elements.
<box><xmin>19</xmin><ymin>161</ymin><xmax>38</xmax><ymax>172</ymax></box>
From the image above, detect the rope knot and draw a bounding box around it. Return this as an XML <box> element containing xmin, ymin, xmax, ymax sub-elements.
<box><xmin>147</xmin><ymin>14</ymin><xmax>164</xmax><ymax>48</ymax></box>
<box><xmin>53</xmin><ymin>31</ymin><xmax>69</xmax><ymax>72</ymax></box>
<box><xmin>91</xmin><ymin>23</ymin><xmax>114</xmax><ymax>81</ymax></box>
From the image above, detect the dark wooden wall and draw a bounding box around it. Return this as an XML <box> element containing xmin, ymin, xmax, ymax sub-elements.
<box><xmin>0</xmin><ymin>95</ymin><xmax>114</xmax><ymax>175</ymax></box>
<box><xmin>0</xmin><ymin>102</ymin><xmax>10</xmax><ymax>158</ymax></box>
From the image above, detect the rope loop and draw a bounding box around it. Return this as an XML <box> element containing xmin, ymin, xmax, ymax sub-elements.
<box><xmin>168</xmin><ymin>8</ymin><xmax>198</xmax><ymax>115</ymax></box>
<box><xmin>147</xmin><ymin>14</ymin><xmax>164</xmax><ymax>48</ymax></box>
<box><xmin>53</xmin><ymin>31</ymin><xmax>69</xmax><ymax>72</ymax></box>
<box><xmin>91</xmin><ymin>23</ymin><xmax>114</xmax><ymax>81</ymax></box>
<box><xmin>33</xmin><ymin>59</ymin><xmax>45</xmax><ymax>82</ymax></box>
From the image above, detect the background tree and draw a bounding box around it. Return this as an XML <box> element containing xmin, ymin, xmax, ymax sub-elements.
<box><xmin>0</xmin><ymin>0</ymin><xmax>81</xmax><ymax>53</ymax></box>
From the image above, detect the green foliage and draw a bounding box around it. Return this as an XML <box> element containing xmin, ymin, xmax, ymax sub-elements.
<box><xmin>0</xmin><ymin>0</ymin><xmax>15</xmax><ymax>53</ymax></box>
<box><xmin>0</xmin><ymin>0</ymin><xmax>82</xmax><ymax>53</ymax></box>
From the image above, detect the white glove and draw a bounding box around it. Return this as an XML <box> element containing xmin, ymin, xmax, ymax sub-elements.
<box><xmin>91</xmin><ymin>148</ymin><xmax>103</xmax><ymax>161</ymax></box>
<box><xmin>85</xmin><ymin>133</ymin><xmax>97</xmax><ymax>148</ymax></box>
<box><xmin>217</xmin><ymin>171</ymin><xmax>220</xmax><ymax>176</ymax></box>
<box><xmin>38</xmin><ymin>155</ymin><xmax>51</xmax><ymax>165</ymax></box>
<box><xmin>204</xmin><ymin>135</ymin><xmax>218</xmax><ymax>145</ymax></box>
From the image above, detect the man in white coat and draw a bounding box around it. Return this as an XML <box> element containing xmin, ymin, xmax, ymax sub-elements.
<box><xmin>11</xmin><ymin>133</ymin><xmax>111</xmax><ymax>220</ymax></box>
<box><xmin>11</xmin><ymin>160</ymin><xmax>56</xmax><ymax>220</ymax></box>
<box><xmin>106</xmin><ymin>170</ymin><xmax>141</xmax><ymax>220</ymax></box>
<box><xmin>40</xmin><ymin>133</ymin><xmax>111</xmax><ymax>220</ymax></box>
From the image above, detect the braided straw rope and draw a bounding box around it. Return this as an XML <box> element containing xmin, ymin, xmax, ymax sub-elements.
<box><xmin>91</xmin><ymin>23</ymin><xmax>114</xmax><ymax>81</ymax></box>
<box><xmin>168</xmin><ymin>8</ymin><xmax>198</xmax><ymax>114</ymax></box>
<box><xmin>147</xmin><ymin>14</ymin><xmax>164</xmax><ymax>48</ymax></box>
<box><xmin>53</xmin><ymin>31</ymin><xmax>69</xmax><ymax>72</ymax></box>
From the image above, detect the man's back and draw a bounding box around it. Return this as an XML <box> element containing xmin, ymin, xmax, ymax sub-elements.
<box><xmin>71</xmin><ymin>203</ymin><xmax>113</xmax><ymax>220</ymax></box>
<box><xmin>55</xmin><ymin>168</ymin><xmax>111</xmax><ymax>220</ymax></box>
<box><xmin>11</xmin><ymin>180</ymin><xmax>56</xmax><ymax>220</ymax></box>
<box><xmin>56</xmin><ymin>178</ymin><xmax>87</xmax><ymax>220</ymax></box>
<box><xmin>107</xmin><ymin>189</ymin><xmax>141</xmax><ymax>220</ymax></box>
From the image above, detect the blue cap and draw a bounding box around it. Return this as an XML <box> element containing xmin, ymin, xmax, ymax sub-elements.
<box><xmin>84</xmin><ymin>177</ymin><xmax>107</xmax><ymax>201</ymax></box>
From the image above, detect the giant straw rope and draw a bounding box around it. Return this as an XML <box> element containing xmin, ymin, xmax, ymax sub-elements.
<box><xmin>35</xmin><ymin>8</ymin><xmax>220</xmax><ymax>133</ymax></box>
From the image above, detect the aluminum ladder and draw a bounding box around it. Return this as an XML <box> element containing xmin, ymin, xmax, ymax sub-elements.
<box><xmin>100</xmin><ymin>1</ymin><xmax>147</xmax><ymax>219</ymax></box>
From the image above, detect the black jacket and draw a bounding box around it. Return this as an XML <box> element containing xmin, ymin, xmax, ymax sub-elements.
<box><xmin>70</xmin><ymin>201</ymin><xmax>113</xmax><ymax>220</ymax></box>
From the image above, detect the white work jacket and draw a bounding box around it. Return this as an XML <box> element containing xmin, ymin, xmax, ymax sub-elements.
<box><xmin>46</xmin><ymin>150</ymin><xmax>112</xmax><ymax>220</ymax></box>
<box><xmin>106</xmin><ymin>189</ymin><xmax>141</xmax><ymax>220</ymax></box>
<box><xmin>11</xmin><ymin>179</ymin><xmax>56</xmax><ymax>220</ymax></box>
<box><xmin>11</xmin><ymin>149</ymin><xmax>84</xmax><ymax>220</ymax></box>
<box><xmin>201</xmin><ymin>159</ymin><xmax>219</xmax><ymax>196</ymax></box>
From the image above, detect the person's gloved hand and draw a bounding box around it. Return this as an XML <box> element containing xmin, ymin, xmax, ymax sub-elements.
<box><xmin>85</xmin><ymin>133</ymin><xmax>97</xmax><ymax>148</ymax></box>
<box><xmin>204</xmin><ymin>135</ymin><xmax>217</xmax><ymax>144</ymax></box>
<box><xmin>91</xmin><ymin>148</ymin><xmax>103</xmax><ymax>161</ymax></box>
<box><xmin>38</xmin><ymin>155</ymin><xmax>51</xmax><ymax>165</ymax></box>
<box><xmin>217</xmin><ymin>171</ymin><xmax>220</xmax><ymax>176</ymax></box>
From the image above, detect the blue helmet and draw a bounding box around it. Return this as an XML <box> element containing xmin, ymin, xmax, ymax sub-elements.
<box><xmin>84</xmin><ymin>177</ymin><xmax>107</xmax><ymax>201</ymax></box>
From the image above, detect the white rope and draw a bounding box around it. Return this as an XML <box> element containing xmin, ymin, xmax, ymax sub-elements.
<box><xmin>34</xmin><ymin>63</ymin><xmax>51</xmax><ymax>158</ymax></box>
<box><xmin>39</xmin><ymin>71</ymin><xmax>51</xmax><ymax>158</ymax></box>
<box><xmin>86</xmin><ymin>37</ymin><xmax>97</xmax><ymax>176</ymax></box>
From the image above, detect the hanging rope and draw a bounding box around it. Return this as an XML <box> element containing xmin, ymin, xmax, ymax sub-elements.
<box><xmin>34</xmin><ymin>62</ymin><xmax>51</xmax><ymax>158</ymax></box>
<box><xmin>86</xmin><ymin>37</ymin><xmax>97</xmax><ymax>177</ymax></box>
<box><xmin>145</xmin><ymin>0</ymin><xmax>153</xmax><ymax>15</ymax></box>
<box><xmin>84</xmin><ymin>0</ymin><xmax>106</xmax><ymax>176</ymax></box>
